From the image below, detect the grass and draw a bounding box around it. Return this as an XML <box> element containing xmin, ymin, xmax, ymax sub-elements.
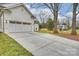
<box><xmin>0</xmin><ymin>33</ymin><xmax>33</xmax><ymax>56</ymax></box>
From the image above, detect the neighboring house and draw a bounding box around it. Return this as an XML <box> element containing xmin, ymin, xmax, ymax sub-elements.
<box><xmin>0</xmin><ymin>3</ymin><xmax>39</xmax><ymax>32</ymax></box>
<box><xmin>57</xmin><ymin>23</ymin><xmax>68</xmax><ymax>30</ymax></box>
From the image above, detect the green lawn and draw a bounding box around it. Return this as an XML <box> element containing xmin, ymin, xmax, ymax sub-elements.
<box><xmin>0</xmin><ymin>33</ymin><xmax>33</xmax><ymax>56</ymax></box>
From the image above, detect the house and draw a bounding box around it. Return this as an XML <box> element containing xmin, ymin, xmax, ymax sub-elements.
<box><xmin>57</xmin><ymin>23</ymin><xmax>68</xmax><ymax>30</ymax></box>
<box><xmin>0</xmin><ymin>3</ymin><xmax>39</xmax><ymax>32</ymax></box>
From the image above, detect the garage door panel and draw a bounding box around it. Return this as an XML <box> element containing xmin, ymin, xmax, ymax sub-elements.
<box><xmin>5</xmin><ymin>24</ymin><xmax>15</xmax><ymax>32</ymax></box>
<box><xmin>25</xmin><ymin>25</ymin><xmax>32</xmax><ymax>31</ymax></box>
<box><xmin>5</xmin><ymin>24</ymin><xmax>32</xmax><ymax>32</ymax></box>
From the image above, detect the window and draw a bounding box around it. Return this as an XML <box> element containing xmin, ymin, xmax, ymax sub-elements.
<box><xmin>9</xmin><ymin>21</ymin><xmax>16</xmax><ymax>24</ymax></box>
<box><xmin>15</xmin><ymin>21</ymin><xmax>21</xmax><ymax>24</ymax></box>
<box><xmin>9</xmin><ymin>21</ymin><xmax>22</xmax><ymax>24</ymax></box>
<box><xmin>23</xmin><ymin>22</ymin><xmax>31</xmax><ymax>25</ymax></box>
<box><xmin>9</xmin><ymin>21</ymin><xmax>31</xmax><ymax>25</ymax></box>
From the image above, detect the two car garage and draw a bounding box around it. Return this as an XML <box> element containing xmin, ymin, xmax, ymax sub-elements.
<box><xmin>4</xmin><ymin>20</ymin><xmax>34</xmax><ymax>32</ymax></box>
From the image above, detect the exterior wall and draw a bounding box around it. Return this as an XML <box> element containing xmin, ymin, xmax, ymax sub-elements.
<box><xmin>4</xmin><ymin>5</ymin><xmax>34</xmax><ymax>22</ymax></box>
<box><xmin>0</xmin><ymin>15</ymin><xmax>4</xmax><ymax>32</ymax></box>
<box><xmin>3</xmin><ymin>5</ymin><xmax>34</xmax><ymax>32</ymax></box>
<box><xmin>0</xmin><ymin>17</ymin><xmax>3</xmax><ymax>32</ymax></box>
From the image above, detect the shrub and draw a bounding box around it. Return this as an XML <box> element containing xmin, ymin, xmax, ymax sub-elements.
<box><xmin>46</xmin><ymin>18</ymin><xmax>54</xmax><ymax>30</ymax></box>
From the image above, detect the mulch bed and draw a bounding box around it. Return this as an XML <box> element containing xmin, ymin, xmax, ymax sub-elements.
<box><xmin>55</xmin><ymin>32</ymin><xmax>79</xmax><ymax>42</ymax></box>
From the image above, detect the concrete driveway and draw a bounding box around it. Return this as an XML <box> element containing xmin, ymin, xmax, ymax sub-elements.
<box><xmin>6</xmin><ymin>32</ymin><xmax>79</xmax><ymax>56</ymax></box>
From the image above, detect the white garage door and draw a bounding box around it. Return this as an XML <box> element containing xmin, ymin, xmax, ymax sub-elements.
<box><xmin>5</xmin><ymin>21</ymin><xmax>33</xmax><ymax>32</ymax></box>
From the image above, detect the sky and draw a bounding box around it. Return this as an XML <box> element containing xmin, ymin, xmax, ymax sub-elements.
<box><xmin>26</xmin><ymin>3</ymin><xmax>79</xmax><ymax>22</ymax></box>
<box><xmin>59</xmin><ymin>4</ymin><xmax>72</xmax><ymax>15</ymax></box>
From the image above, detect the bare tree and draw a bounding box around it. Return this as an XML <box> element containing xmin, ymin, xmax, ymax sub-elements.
<box><xmin>38</xmin><ymin>10</ymin><xmax>51</xmax><ymax>23</ymax></box>
<box><xmin>44</xmin><ymin>3</ymin><xmax>61</xmax><ymax>33</ymax></box>
<box><xmin>71</xmin><ymin>3</ymin><xmax>79</xmax><ymax>35</ymax></box>
<box><xmin>53</xmin><ymin>3</ymin><xmax>59</xmax><ymax>33</ymax></box>
<box><xmin>38</xmin><ymin>10</ymin><xmax>45</xmax><ymax>23</ymax></box>
<box><xmin>30</xmin><ymin>3</ymin><xmax>62</xmax><ymax>33</ymax></box>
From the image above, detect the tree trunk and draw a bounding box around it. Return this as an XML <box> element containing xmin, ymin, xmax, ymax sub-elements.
<box><xmin>71</xmin><ymin>3</ymin><xmax>78</xmax><ymax>35</ymax></box>
<box><xmin>53</xmin><ymin>3</ymin><xmax>58</xmax><ymax>33</ymax></box>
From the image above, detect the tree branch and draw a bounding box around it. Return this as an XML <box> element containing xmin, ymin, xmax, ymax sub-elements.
<box><xmin>44</xmin><ymin>3</ymin><xmax>53</xmax><ymax>15</ymax></box>
<box><xmin>50</xmin><ymin>3</ymin><xmax>54</xmax><ymax>10</ymax></box>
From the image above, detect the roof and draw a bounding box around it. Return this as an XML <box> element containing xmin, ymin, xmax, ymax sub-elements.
<box><xmin>0</xmin><ymin>3</ymin><xmax>36</xmax><ymax>19</ymax></box>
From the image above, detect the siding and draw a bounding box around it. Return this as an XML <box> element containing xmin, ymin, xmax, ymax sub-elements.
<box><xmin>2</xmin><ymin>5</ymin><xmax>34</xmax><ymax>32</ymax></box>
